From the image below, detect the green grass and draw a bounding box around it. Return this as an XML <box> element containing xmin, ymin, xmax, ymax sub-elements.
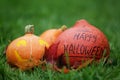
<box><xmin>0</xmin><ymin>0</ymin><xmax>120</xmax><ymax>80</ymax></box>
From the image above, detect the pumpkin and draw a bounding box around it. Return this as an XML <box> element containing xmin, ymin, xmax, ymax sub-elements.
<box><xmin>45</xmin><ymin>19</ymin><xmax>110</xmax><ymax>69</ymax></box>
<box><xmin>6</xmin><ymin>25</ymin><xmax>47</xmax><ymax>70</ymax></box>
<box><xmin>40</xmin><ymin>25</ymin><xmax>67</xmax><ymax>48</ymax></box>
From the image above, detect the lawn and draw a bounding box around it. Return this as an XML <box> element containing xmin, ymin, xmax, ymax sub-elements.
<box><xmin>0</xmin><ymin>0</ymin><xmax>120</xmax><ymax>80</ymax></box>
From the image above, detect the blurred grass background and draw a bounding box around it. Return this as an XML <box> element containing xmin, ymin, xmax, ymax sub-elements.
<box><xmin>0</xmin><ymin>0</ymin><xmax>120</xmax><ymax>80</ymax></box>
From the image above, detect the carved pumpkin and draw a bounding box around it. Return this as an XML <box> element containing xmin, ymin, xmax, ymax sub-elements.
<box><xmin>6</xmin><ymin>25</ymin><xmax>47</xmax><ymax>70</ymax></box>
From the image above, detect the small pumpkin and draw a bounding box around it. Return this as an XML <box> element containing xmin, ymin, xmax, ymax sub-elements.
<box><xmin>40</xmin><ymin>25</ymin><xmax>67</xmax><ymax>48</ymax></box>
<box><xmin>6</xmin><ymin>25</ymin><xmax>47</xmax><ymax>70</ymax></box>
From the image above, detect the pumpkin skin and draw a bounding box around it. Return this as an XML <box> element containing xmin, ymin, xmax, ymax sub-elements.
<box><xmin>40</xmin><ymin>25</ymin><xmax>67</xmax><ymax>48</ymax></box>
<box><xmin>6</xmin><ymin>25</ymin><xmax>46</xmax><ymax>70</ymax></box>
<box><xmin>45</xmin><ymin>19</ymin><xmax>110</xmax><ymax>68</ymax></box>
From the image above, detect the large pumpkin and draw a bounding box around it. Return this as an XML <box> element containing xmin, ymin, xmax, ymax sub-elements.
<box><xmin>6</xmin><ymin>25</ymin><xmax>47</xmax><ymax>70</ymax></box>
<box><xmin>45</xmin><ymin>19</ymin><xmax>110</xmax><ymax>68</ymax></box>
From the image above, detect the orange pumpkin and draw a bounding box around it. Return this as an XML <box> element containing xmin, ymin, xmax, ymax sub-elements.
<box><xmin>40</xmin><ymin>25</ymin><xmax>67</xmax><ymax>48</ymax></box>
<box><xmin>6</xmin><ymin>25</ymin><xmax>47</xmax><ymax>70</ymax></box>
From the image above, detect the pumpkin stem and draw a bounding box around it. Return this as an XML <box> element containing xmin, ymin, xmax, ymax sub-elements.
<box><xmin>25</xmin><ymin>25</ymin><xmax>34</xmax><ymax>34</ymax></box>
<box><xmin>60</xmin><ymin>25</ymin><xmax>67</xmax><ymax>31</ymax></box>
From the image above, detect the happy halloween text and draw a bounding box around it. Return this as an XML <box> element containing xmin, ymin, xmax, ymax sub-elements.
<box><xmin>63</xmin><ymin>32</ymin><xmax>104</xmax><ymax>58</ymax></box>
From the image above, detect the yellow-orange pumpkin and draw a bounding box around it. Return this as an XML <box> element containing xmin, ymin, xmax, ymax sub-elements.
<box><xmin>40</xmin><ymin>25</ymin><xmax>67</xmax><ymax>48</ymax></box>
<box><xmin>6</xmin><ymin>25</ymin><xmax>47</xmax><ymax>70</ymax></box>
